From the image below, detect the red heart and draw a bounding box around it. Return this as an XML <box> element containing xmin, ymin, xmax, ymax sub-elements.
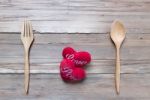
<box><xmin>62</xmin><ymin>47</ymin><xmax>91</xmax><ymax>67</ymax></box>
<box><xmin>62</xmin><ymin>47</ymin><xmax>76</xmax><ymax>59</ymax></box>
<box><xmin>60</xmin><ymin>59</ymin><xmax>86</xmax><ymax>82</ymax></box>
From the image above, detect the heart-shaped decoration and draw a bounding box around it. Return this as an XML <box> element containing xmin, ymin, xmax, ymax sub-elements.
<box><xmin>60</xmin><ymin>59</ymin><xmax>86</xmax><ymax>82</ymax></box>
<box><xmin>62</xmin><ymin>47</ymin><xmax>76</xmax><ymax>58</ymax></box>
<box><xmin>62</xmin><ymin>47</ymin><xmax>91</xmax><ymax>67</ymax></box>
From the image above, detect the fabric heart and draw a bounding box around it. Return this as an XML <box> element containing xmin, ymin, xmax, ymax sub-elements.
<box><xmin>62</xmin><ymin>47</ymin><xmax>91</xmax><ymax>67</ymax></box>
<box><xmin>62</xmin><ymin>47</ymin><xmax>75</xmax><ymax>59</ymax></box>
<box><xmin>60</xmin><ymin>59</ymin><xmax>86</xmax><ymax>82</ymax></box>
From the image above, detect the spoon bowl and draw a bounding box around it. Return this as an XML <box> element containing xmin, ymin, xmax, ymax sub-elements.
<box><xmin>111</xmin><ymin>20</ymin><xmax>126</xmax><ymax>47</ymax></box>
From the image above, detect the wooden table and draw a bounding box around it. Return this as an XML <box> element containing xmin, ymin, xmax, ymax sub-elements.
<box><xmin>0</xmin><ymin>0</ymin><xmax>150</xmax><ymax>99</ymax></box>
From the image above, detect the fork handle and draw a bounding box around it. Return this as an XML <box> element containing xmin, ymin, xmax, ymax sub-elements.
<box><xmin>24</xmin><ymin>50</ymin><xmax>30</xmax><ymax>95</ymax></box>
<box><xmin>116</xmin><ymin>47</ymin><xmax>120</xmax><ymax>94</ymax></box>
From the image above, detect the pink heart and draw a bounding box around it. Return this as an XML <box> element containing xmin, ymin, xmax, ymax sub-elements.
<box><xmin>60</xmin><ymin>59</ymin><xmax>86</xmax><ymax>82</ymax></box>
<box><xmin>62</xmin><ymin>47</ymin><xmax>91</xmax><ymax>67</ymax></box>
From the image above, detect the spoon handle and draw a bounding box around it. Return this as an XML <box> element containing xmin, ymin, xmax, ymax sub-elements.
<box><xmin>116</xmin><ymin>47</ymin><xmax>120</xmax><ymax>94</ymax></box>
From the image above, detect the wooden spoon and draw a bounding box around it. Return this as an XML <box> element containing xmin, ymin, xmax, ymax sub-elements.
<box><xmin>110</xmin><ymin>20</ymin><xmax>126</xmax><ymax>94</ymax></box>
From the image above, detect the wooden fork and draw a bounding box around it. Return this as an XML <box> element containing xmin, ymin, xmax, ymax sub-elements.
<box><xmin>21</xmin><ymin>19</ymin><xmax>34</xmax><ymax>95</ymax></box>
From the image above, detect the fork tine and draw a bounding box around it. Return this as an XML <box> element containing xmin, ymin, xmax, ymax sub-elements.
<box><xmin>25</xmin><ymin>19</ymin><xmax>29</xmax><ymax>37</ymax></box>
<box><xmin>28</xmin><ymin>21</ymin><xmax>30</xmax><ymax>37</ymax></box>
<box><xmin>27</xmin><ymin>20</ymin><xmax>30</xmax><ymax>37</ymax></box>
<box><xmin>21</xmin><ymin>20</ymin><xmax>25</xmax><ymax>37</ymax></box>
<box><xmin>26</xmin><ymin>20</ymin><xmax>30</xmax><ymax>37</ymax></box>
<box><xmin>23</xmin><ymin>20</ymin><xmax>25</xmax><ymax>37</ymax></box>
<box><xmin>28</xmin><ymin>20</ymin><xmax>33</xmax><ymax>37</ymax></box>
<box><xmin>24</xmin><ymin>19</ymin><xmax>27</xmax><ymax>37</ymax></box>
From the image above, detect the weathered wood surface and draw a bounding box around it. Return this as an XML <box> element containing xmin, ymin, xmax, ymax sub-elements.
<box><xmin>0</xmin><ymin>0</ymin><xmax>150</xmax><ymax>33</ymax></box>
<box><xmin>0</xmin><ymin>0</ymin><xmax>150</xmax><ymax>99</ymax></box>
<box><xmin>0</xmin><ymin>74</ymin><xmax>149</xmax><ymax>100</ymax></box>
<box><xmin>0</xmin><ymin>33</ymin><xmax>150</xmax><ymax>74</ymax></box>
<box><xmin>0</xmin><ymin>33</ymin><xmax>150</xmax><ymax>100</ymax></box>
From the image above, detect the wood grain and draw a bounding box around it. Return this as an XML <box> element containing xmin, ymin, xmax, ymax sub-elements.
<box><xmin>1</xmin><ymin>33</ymin><xmax>150</xmax><ymax>60</ymax></box>
<box><xmin>0</xmin><ymin>0</ymin><xmax>150</xmax><ymax>33</ymax></box>
<box><xmin>0</xmin><ymin>33</ymin><xmax>149</xmax><ymax>99</ymax></box>
<box><xmin>0</xmin><ymin>34</ymin><xmax>150</xmax><ymax>74</ymax></box>
<box><xmin>0</xmin><ymin>74</ymin><xmax>149</xmax><ymax>100</ymax></box>
<box><xmin>0</xmin><ymin>0</ymin><xmax>150</xmax><ymax>99</ymax></box>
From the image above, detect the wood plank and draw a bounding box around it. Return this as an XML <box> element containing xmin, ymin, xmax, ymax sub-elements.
<box><xmin>2</xmin><ymin>43</ymin><xmax>150</xmax><ymax>60</ymax></box>
<box><xmin>0</xmin><ymin>0</ymin><xmax>149</xmax><ymax>99</ymax></box>
<box><xmin>0</xmin><ymin>34</ymin><xmax>150</xmax><ymax>73</ymax></box>
<box><xmin>0</xmin><ymin>0</ymin><xmax>150</xmax><ymax>33</ymax></box>
<box><xmin>0</xmin><ymin>74</ymin><xmax>149</xmax><ymax>100</ymax></box>
<box><xmin>0</xmin><ymin>33</ymin><xmax>150</xmax><ymax>46</ymax></box>
<box><xmin>0</xmin><ymin>33</ymin><xmax>149</xmax><ymax>60</ymax></box>
<box><xmin>0</xmin><ymin>58</ymin><xmax>150</xmax><ymax>74</ymax></box>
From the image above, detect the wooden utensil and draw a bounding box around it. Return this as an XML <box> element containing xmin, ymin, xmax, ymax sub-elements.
<box><xmin>21</xmin><ymin>20</ymin><xmax>34</xmax><ymax>94</ymax></box>
<box><xmin>110</xmin><ymin>20</ymin><xmax>126</xmax><ymax>94</ymax></box>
